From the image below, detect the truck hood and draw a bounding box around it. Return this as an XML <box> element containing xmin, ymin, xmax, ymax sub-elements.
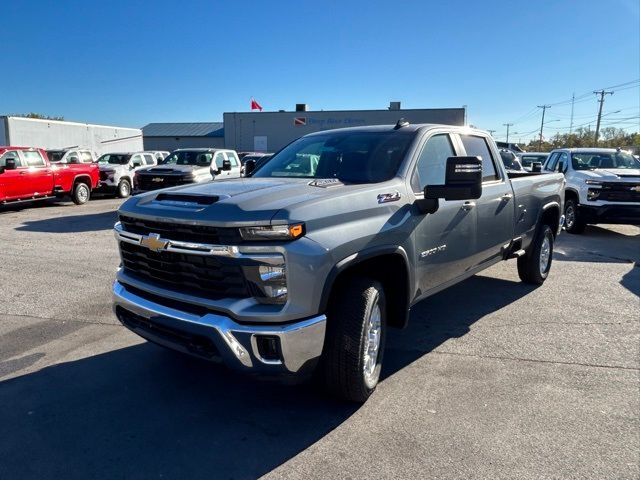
<box><xmin>580</xmin><ymin>168</ymin><xmax>640</xmax><ymax>181</ymax></box>
<box><xmin>119</xmin><ymin>177</ymin><xmax>399</xmax><ymax>226</ymax></box>
<box><xmin>137</xmin><ymin>165</ymin><xmax>208</xmax><ymax>175</ymax></box>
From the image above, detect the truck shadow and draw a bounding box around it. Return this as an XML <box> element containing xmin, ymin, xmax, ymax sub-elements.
<box><xmin>383</xmin><ymin>274</ymin><xmax>537</xmax><ymax>377</ymax></box>
<box><xmin>0</xmin><ymin>274</ymin><xmax>536</xmax><ymax>480</ymax></box>
<box><xmin>14</xmin><ymin>211</ymin><xmax>118</xmax><ymax>233</ymax></box>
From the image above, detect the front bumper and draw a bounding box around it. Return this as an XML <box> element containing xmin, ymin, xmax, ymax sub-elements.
<box><xmin>113</xmin><ymin>281</ymin><xmax>326</xmax><ymax>375</ymax></box>
<box><xmin>579</xmin><ymin>204</ymin><xmax>640</xmax><ymax>225</ymax></box>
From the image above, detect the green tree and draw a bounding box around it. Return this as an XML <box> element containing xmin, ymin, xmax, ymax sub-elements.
<box><xmin>11</xmin><ymin>113</ymin><xmax>64</xmax><ymax>121</ymax></box>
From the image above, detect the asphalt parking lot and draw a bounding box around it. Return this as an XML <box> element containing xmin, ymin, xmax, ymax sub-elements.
<box><xmin>0</xmin><ymin>198</ymin><xmax>638</xmax><ymax>480</ymax></box>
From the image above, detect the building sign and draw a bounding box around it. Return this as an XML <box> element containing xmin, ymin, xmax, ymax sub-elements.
<box><xmin>294</xmin><ymin>117</ymin><xmax>307</xmax><ymax>126</ymax></box>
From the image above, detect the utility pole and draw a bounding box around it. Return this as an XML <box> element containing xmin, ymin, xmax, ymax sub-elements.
<box><xmin>537</xmin><ymin>105</ymin><xmax>550</xmax><ymax>151</ymax></box>
<box><xmin>503</xmin><ymin>123</ymin><xmax>513</xmax><ymax>143</ymax></box>
<box><xmin>593</xmin><ymin>89</ymin><xmax>613</xmax><ymax>145</ymax></box>
<box><xmin>569</xmin><ymin>93</ymin><xmax>575</xmax><ymax>134</ymax></box>
<box><xmin>487</xmin><ymin>129</ymin><xmax>496</xmax><ymax>137</ymax></box>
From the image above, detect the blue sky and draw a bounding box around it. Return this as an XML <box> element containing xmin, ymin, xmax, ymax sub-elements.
<box><xmin>3</xmin><ymin>0</ymin><xmax>639</xmax><ymax>142</ymax></box>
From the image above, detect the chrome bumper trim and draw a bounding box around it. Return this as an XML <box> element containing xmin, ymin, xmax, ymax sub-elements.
<box><xmin>113</xmin><ymin>222</ymin><xmax>283</xmax><ymax>264</ymax></box>
<box><xmin>112</xmin><ymin>281</ymin><xmax>326</xmax><ymax>374</ymax></box>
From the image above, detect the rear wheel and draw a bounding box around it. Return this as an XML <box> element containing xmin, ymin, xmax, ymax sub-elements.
<box><xmin>72</xmin><ymin>182</ymin><xmax>90</xmax><ymax>205</ymax></box>
<box><xmin>564</xmin><ymin>198</ymin><xmax>586</xmax><ymax>234</ymax></box>
<box><xmin>518</xmin><ymin>225</ymin><xmax>554</xmax><ymax>285</ymax></box>
<box><xmin>319</xmin><ymin>277</ymin><xmax>386</xmax><ymax>403</ymax></box>
<box><xmin>117</xmin><ymin>179</ymin><xmax>131</xmax><ymax>198</ymax></box>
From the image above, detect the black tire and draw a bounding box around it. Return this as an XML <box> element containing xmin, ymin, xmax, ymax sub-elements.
<box><xmin>564</xmin><ymin>198</ymin><xmax>586</xmax><ymax>234</ymax></box>
<box><xmin>518</xmin><ymin>225</ymin><xmax>554</xmax><ymax>285</ymax></box>
<box><xmin>117</xmin><ymin>179</ymin><xmax>131</xmax><ymax>198</ymax></box>
<box><xmin>71</xmin><ymin>182</ymin><xmax>90</xmax><ymax>205</ymax></box>
<box><xmin>319</xmin><ymin>277</ymin><xmax>387</xmax><ymax>403</ymax></box>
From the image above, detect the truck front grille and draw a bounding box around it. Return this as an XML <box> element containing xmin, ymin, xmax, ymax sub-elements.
<box><xmin>119</xmin><ymin>215</ymin><xmax>242</xmax><ymax>244</ymax></box>
<box><xmin>136</xmin><ymin>174</ymin><xmax>193</xmax><ymax>191</ymax></box>
<box><xmin>597</xmin><ymin>183</ymin><xmax>640</xmax><ymax>203</ymax></box>
<box><xmin>99</xmin><ymin>171</ymin><xmax>109</xmax><ymax>181</ymax></box>
<box><xmin>120</xmin><ymin>241</ymin><xmax>248</xmax><ymax>299</ymax></box>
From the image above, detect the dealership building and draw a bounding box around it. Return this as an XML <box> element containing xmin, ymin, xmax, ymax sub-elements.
<box><xmin>142</xmin><ymin>103</ymin><xmax>466</xmax><ymax>153</ymax></box>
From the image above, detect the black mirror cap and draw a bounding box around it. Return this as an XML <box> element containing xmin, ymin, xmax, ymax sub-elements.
<box><xmin>244</xmin><ymin>159</ymin><xmax>257</xmax><ymax>176</ymax></box>
<box><xmin>222</xmin><ymin>159</ymin><xmax>232</xmax><ymax>171</ymax></box>
<box><xmin>531</xmin><ymin>162</ymin><xmax>542</xmax><ymax>172</ymax></box>
<box><xmin>4</xmin><ymin>158</ymin><xmax>17</xmax><ymax>170</ymax></box>
<box><xmin>424</xmin><ymin>156</ymin><xmax>483</xmax><ymax>201</ymax></box>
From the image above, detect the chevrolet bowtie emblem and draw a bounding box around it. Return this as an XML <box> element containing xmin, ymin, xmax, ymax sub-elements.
<box><xmin>140</xmin><ymin>233</ymin><xmax>168</xmax><ymax>252</ymax></box>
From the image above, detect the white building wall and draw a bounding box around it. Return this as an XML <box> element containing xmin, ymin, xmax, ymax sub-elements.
<box><xmin>3</xmin><ymin>117</ymin><xmax>143</xmax><ymax>155</ymax></box>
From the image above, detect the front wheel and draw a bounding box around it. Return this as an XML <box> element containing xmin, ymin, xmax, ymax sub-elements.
<box><xmin>117</xmin><ymin>179</ymin><xmax>131</xmax><ymax>198</ymax></box>
<box><xmin>518</xmin><ymin>225</ymin><xmax>554</xmax><ymax>285</ymax></box>
<box><xmin>319</xmin><ymin>277</ymin><xmax>386</xmax><ymax>403</ymax></box>
<box><xmin>564</xmin><ymin>198</ymin><xmax>586</xmax><ymax>234</ymax></box>
<box><xmin>71</xmin><ymin>182</ymin><xmax>90</xmax><ymax>205</ymax></box>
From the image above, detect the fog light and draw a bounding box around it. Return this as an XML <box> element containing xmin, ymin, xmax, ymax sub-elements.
<box><xmin>255</xmin><ymin>335</ymin><xmax>281</xmax><ymax>361</ymax></box>
<box><xmin>587</xmin><ymin>189</ymin><xmax>600</xmax><ymax>201</ymax></box>
<box><xmin>259</xmin><ymin>265</ymin><xmax>285</xmax><ymax>281</ymax></box>
<box><xmin>263</xmin><ymin>285</ymin><xmax>288</xmax><ymax>299</ymax></box>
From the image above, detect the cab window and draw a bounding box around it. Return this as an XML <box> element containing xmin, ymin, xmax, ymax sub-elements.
<box><xmin>80</xmin><ymin>151</ymin><xmax>93</xmax><ymax>163</ymax></box>
<box><xmin>23</xmin><ymin>150</ymin><xmax>46</xmax><ymax>167</ymax></box>
<box><xmin>414</xmin><ymin>134</ymin><xmax>455</xmax><ymax>190</ymax></box>
<box><xmin>460</xmin><ymin>135</ymin><xmax>499</xmax><ymax>181</ymax></box>
<box><xmin>143</xmin><ymin>154</ymin><xmax>155</xmax><ymax>165</ymax></box>
<box><xmin>545</xmin><ymin>152</ymin><xmax>560</xmax><ymax>172</ymax></box>
<box><xmin>0</xmin><ymin>150</ymin><xmax>23</xmax><ymax>167</ymax></box>
<box><xmin>131</xmin><ymin>155</ymin><xmax>144</xmax><ymax>168</ymax></box>
<box><xmin>226</xmin><ymin>151</ymin><xmax>240</xmax><ymax>167</ymax></box>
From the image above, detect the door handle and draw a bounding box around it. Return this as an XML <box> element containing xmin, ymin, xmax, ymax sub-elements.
<box><xmin>501</xmin><ymin>193</ymin><xmax>513</xmax><ymax>201</ymax></box>
<box><xmin>19</xmin><ymin>171</ymin><xmax>28</xmax><ymax>175</ymax></box>
<box><xmin>461</xmin><ymin>201</ymin><xmax>476</xmax><ymax>211</ymax></box>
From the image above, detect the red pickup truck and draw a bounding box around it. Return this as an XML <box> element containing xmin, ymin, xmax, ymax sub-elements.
<box><xmin>0</xmin><ymin>146</ymin><xmax>99</xmax><ymax>205</ymax></box>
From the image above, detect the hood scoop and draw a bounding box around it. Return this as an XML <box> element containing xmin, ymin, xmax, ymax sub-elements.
<box><xmin>154</xmin><ymin>193</ymin><xmax>220</xmax><ymax>206</ymax></box>
<box><xmin>145</xmin><ymin>168</ymin><xmax>177</xmax><ymax>174</ymax></box>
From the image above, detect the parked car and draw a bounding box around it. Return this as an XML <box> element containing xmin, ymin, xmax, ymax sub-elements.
<box><xmin>499</xmin><ymin>148</ymin><xmax>524</xmax><ymax>172</ymax></box>
<box><xmin>133</xmin><ymin>148</ymin><xmax>241</xmax><ymax>193</ymax></box>
<box><xmin>544</xmin><ymin>147</ymin><xmax>640</xmax><ymax>233</ymax></box>
<box><xmin>46</xmin><ymin>148</ymin><xmax>96</xmax><ymax>164</ymax></box>
<box><xmin>518</xmin><ymin>152</ymin><xmax>548</xmax><ymax>172</ymax></box>
<box><xmin>0</xmin><ymin>146</ymin><xmax>99</xmax><ymax>205</ymax></box>
<box><xmin>96</xmin><ymin>152</ymin><xmax>157</xmax><ymax>198</ymax></box>
<box><xmin>111</xmin><ymin>122</ymin><xmax>565</xmax><ymax>402</ymax></box>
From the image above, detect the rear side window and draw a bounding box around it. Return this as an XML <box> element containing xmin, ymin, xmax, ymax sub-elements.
<box><xmin>131</xmin><ymin>155</ymin><xmax>144</xmax><ymax>167</ymax></box>
<box><xmin>143</xmin><ymin>154</ymin><xmax>154</xmax><ymax>165</ymax></box>
<box><xmin>23</xmin><ymin>151</ymin><xmax>46</xmax><ymax>167</ymax></box>
<box><xmin>460</xmin><ymin>135</ymin><xmax>499</xmax><ymax>181</ymax></box>
<box><xmin>414</xmin><ymin>134</ymin><xmax>455</xmax><ymax>189</ymax></box>
<box><xmin>0</xmin><ymin>150</ymin><xmax>22</xmax><ymax>167</ymax></box>
<box><xmin>80</xmin><ymin>151</ymin><xmax>93</xmax><ymax>163</ymax></box>
<box><xmin>226</xmin><ymin>151</ymin><xmax>240</xmax><ymax>167</ymax></box>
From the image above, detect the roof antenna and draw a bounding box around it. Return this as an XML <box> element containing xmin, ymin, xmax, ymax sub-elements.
<box><xmin>394</xmin><ymin>118</ymin><xmax>409</xmax><ymax>130</ymax></box>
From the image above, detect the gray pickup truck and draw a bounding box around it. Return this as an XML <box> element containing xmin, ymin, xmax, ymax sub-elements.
<box><xmin>112</xmin><ymin>122</ymin><xmax>565</xmax><ymax>402</ymax></box>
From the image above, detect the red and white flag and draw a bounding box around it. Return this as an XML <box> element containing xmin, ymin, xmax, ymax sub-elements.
<box><xmin>250</xmin><ymin>98</ymin><xmax>263</xmax><ymax>111</ymax></box>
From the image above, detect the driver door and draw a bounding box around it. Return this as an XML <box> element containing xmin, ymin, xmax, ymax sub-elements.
<box><xmin>412</xmin><ymin>132</ymin><xmax>477</xmax><ymax>294</ymax></box>
<box><xmin>0</xmin><ymin>150</ymin><xmax>26</xmax><ymax>200</ymax></box>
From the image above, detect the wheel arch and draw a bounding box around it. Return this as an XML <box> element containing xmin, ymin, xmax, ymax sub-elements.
<box><xmin>539</xmin><ymin>201</ymin><xmax>562</xmax><ymax>237</ymax></box>
<box><xmin>320</xmin><ymin>246</ymin><xmax>412</xmax><ymax>329</ymax></box>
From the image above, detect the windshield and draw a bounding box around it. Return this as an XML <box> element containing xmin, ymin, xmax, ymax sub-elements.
<box><xmin>572</xmin><ymin>151</ymin><xmax>640</xmax><ymax>170</ymax></box>
<box><xmin>160</xmin><ymin>151</ymin><xmax>213</xmax><ymax>166</ymax></box>
<box><xmin>520</xmin><ymin>154</ymin><xmax>548</xmax><ymax>167</ymax></box>
<box><xmin>98</xmin><ymin>154</ymin><xmax>131</xmax><ymax>165</ymax></box>
<box><xmin>252</xmin><ymin>132</ymin><xmax>414</xmax><ymax>183</ymax></box>
<box><xmin>46</xmin><ymin>150</ymin><xmax>66</xmax><ymax>162</ymax></box>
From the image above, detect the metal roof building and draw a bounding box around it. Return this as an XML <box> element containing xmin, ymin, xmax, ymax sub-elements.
<box><xmin>142</xmin><ymin>122</ymin><xmax>224</xmax><ymax>151</ymax></box>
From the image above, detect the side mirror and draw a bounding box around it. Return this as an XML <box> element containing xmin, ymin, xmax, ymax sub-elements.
<box><xmin>531</xmin><ymin>162</ymin><xmax>542</xmax><ymax>172</ymax></box>
<box><xmin>244</xmin><ymin>159</ymin><xmax>256</xmax><ymax>176</ymax></box>
<box><xmin>68</xmin><ymin>157</ymin><xmax>80</xmax><ymax>164</ymax></box>
<box><xmin>424</xmin><ymin>156</ymin><xmax>483</xmax><ymax>201</ymax></box>
<box><xmin>4</xmin><ymin>158</ymin><xmax>17</xmax><ymax>170</ymax></box>
<box><xmin>222</xmin><ymin>159</ymin><xmax>232</xmax><ymax>171</ymax></box>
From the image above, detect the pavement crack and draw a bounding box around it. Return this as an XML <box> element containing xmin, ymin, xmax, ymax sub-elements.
<box><xmin>432</xmin><ymin>350</ymin><xmax>639</xmax><ymax>371</ymax></box>
<box><xmin>0</xmin><ymin>312</ymin><xmax>122</xmax><ymax>328</ymax></box>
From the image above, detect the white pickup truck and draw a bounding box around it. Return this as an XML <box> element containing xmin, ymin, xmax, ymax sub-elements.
<box><xmin>544</xmin><ymin>148</ymin><xmax>640</xmax><ymax>233</ymax></box>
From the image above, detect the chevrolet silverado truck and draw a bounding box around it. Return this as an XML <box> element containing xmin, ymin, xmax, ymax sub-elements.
<box><xmin>544</xmin><ymin>148</ymin><xmax>640</xmax><ymax>233</ymax></box>
<box><xmin>133</xmin><ymin>148</ymin><xmax>241</xmax><ymax>193</ymax></box>
<box><xmin>1</xmin><ymin>146</ymin><xmax>99</xmax><ymax>205</ymax></box>
<box><xmin>112</xmin><ymin>123</ymin><xmax>565</xmax><ymax>402</ymax></box>
<box><xmin>96</xmin><ymin>152</ymin><xmax>157</xmax><ymax>198</ymax></box>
